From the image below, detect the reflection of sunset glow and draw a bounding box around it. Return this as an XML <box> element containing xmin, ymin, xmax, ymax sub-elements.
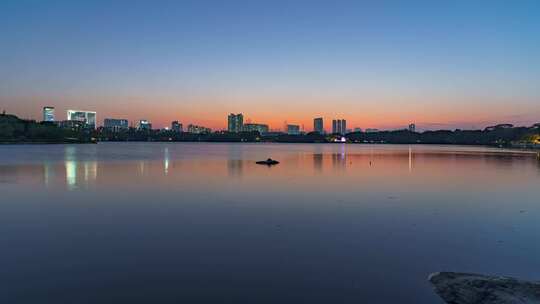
<box><xmin>2</xmin><ymin>144</ymin><xmax>540</xmax><ymax>304</ymax></box>
<box><xmin>139</xmin><ymin>161</ymin><xmax>146</xmax><ymax>176</ymax></box>
<box><xmin>409</xmin><ymin>146</ymin><xmax>413</xmax><ymax>173</ymax></box>
<box><xmin>4</xmin><ymin>94</ymin><xmax>540</xmax><ymax>131</ymax></box>
<box><xmin>43</xmin><ymin>162</ymin><xmax>53</xmax><ymax>187</ymax></box>
<box><xmin>2</xmin><ymin>144</ymin><xmax>538</xmax><ymax>192</ymax></box>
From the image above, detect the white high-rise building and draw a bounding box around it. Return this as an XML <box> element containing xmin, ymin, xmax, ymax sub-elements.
<box><xmin>67</xmin><ymin>110</ymin><xmax>97</xmax><ymax>128</ymax></box>
<box><xmin>43</xmin><ymin>106</ymin><xmax>55</xmax><ymax>122</ymax></box>
<box><xmin>137</xmin><ymin>120</ymin><xmax>152</xmax><ymax>130</ymax></box>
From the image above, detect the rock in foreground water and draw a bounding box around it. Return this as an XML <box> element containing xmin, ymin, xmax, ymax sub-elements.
<box><xmin>429</xmin><ymin>272</ymin><xmax>540</xmax><ymax>304</ymax></box>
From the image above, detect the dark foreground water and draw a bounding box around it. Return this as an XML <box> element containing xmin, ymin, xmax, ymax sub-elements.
<box><xmin>1</xmin><ymin>143</ymin><xmax>539</xmax><ymax>304</ymax></box>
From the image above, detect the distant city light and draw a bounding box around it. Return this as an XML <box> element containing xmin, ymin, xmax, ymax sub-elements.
<box><xmin>67</xmin><ymin>110</ymin><xmax>97</xmax><ymax>129</ymax></box>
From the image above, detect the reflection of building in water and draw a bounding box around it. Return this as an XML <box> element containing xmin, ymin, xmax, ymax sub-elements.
<box><xmin>331</xmin><ymin>144</ymin><xmax>347</xmax><ymax>169</ymax></box>
<box><xmin>65</xmin><ymin>160</ymin><xmax>77</xmax><ymax>190</ymax></box>
<box><xmin>164</xmin><ymin>147</ymin><xmax>170</xmax><ymax>175</ymax></box>
<box><xmin>138</xmin><ymin>161</ymin><xmax>146</xmax><ymax>176</ymax></box>
<box><xmin>65</xmin><ymin>146</ymin><xmax>77</xmax><ymax>190</ymax></box>
<box><xmin>64</xmin><ymin>146</ymin><xmax>97</xmax><ymax>190</ymax></box>
<box><xmin>65</xmin><ymin>161</ymin><xmax>98</xmax><ymax>190</ymax></box>
<box><xmin>313</xmin><ymin>154</ymin><xmax>323</xmax><ymax>172</ymax></box>
<box><xmin>43</xmin><ymin>162</ymin><xmax>54</xmax><ymax>187</ymax></box>
<box><xmin>332</xmin><ymin>153</ymin><xmax>346</xmax><ymax>169</ymax></box>
<box><xmin>83</xmin><ymin>161</ymin><xmax>97</xmax><ymax>182</ymax></box>
<box><xmin>408</xmin><ymin>146</ymin><xmax>414</xmax><ymax>172</ymax></box>
<box><xmin>227</xmin><ymin>144</ymin><xmax>243</xmax><ymax>178</ymax></box>
<box><xmin>227</xmin><ymin>160</ymin><xmax>243</xmax><ymax>178</ymax></box>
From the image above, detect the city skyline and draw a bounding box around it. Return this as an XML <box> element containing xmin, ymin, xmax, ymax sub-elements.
<box><xmin>28</xmin><ymin>106</ymin><xmax>540</xmax><ymax>133</ymax></box>
<box><xmin>1</xmin><ymin>1</ymin><xmax>539</xmax><ymax>131</ymax></box>
<box><xmin>7</xmin><ymin>102</ymin><xmax>539</xmax><ymax>132</ymax></box>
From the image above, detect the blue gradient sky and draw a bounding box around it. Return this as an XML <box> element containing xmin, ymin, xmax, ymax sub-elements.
<box><xmin>1</xmin><ymin>0</ymin><xmax>539</xmax><ymax>130</ymax></box>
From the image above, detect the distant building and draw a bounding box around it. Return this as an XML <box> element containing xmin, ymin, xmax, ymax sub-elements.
<box><xmin>59</xmin><ymin>120</ymin><xmax>86</xmax><ymax>130</ymax></box>
<box><xmin>287</xmin><ymin>124</ymin><xmax>300</xmax><ymax>135</ymax></box>
<box><xmin>243</xmin><ymin>123</ymin><xmax>269</xmax><ymax>134</ymax></box>
<box><xmin>67</xmin><ymin>110</ymin><xmax>96</xmax><ymax>128</ymax></box>
<box><xmin>485</xmin><ymin>124</ymin><xmax>514</xmax><ymax>131</ymax></box>
<box><xmin>42</xmin><ymin>106</ymin><xmax>55</xmax><ymax>122</ymax></box>
<box><xmin>188</xmin><ymin>124</ymin><xmax>211</xmax><ymax>134</ymax></box>
<box><xmin>171</xmin><ymin>121</ymin><xmax>183</xmax><ymax>133</ymax></box>
<box><xmin>354</xmin><ymin>127</ymin><xmax>362</xmax><ymax>133</ymax></box>
<box><xmin>137</xmin><ymin>120</ymin><xmax>152</xmax><ymax>130</ymax></box>
<box><xmin>228</xmin><ymin>113</ymin><xmax>244</xmax><ymax>133</ymax></box>
<box><xmin>365</xmin><ymin>128</ymin><xmax>379</xmax><ymax>133</ymax></box>
<box><xmin>332</xmin><ymin>119</ymin><xmax>347</xmax><ymax>135</ymax></box>
<box><xmin>533</xmin><ymin>123</ymin><xmax>540</xmax><ymax>129</ymax></box>
<box><xmin>104</xmin><ymin>118</ymin><xmax>129</xmax><ymax>132</ymax></box>
<box><xmin>408</xmin><ymin>123</ymin><xmax>416</xmax><ymax>132</ymax></box>
<box><xmin>313</xmin><ymin>117</ymin><xmax>324</xmax><ymax>134</ymax></box>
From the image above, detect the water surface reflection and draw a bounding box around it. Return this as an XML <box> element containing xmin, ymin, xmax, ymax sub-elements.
<box><xmin>0</xmin><ymin>143</ymin><xmax>539</xmax><ymax>304</ymax></box>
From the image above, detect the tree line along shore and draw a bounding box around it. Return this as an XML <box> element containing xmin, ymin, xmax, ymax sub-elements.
<box><xmin>1</xmin><ymin>113</ymin><xmax>539</xmax><ymax>148</ymax></box>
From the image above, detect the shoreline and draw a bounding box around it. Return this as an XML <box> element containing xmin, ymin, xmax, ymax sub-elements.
<box><xmin>0</xmin><ymin>140</ymin><xmax>96</xmax><ymax>145</ymax></box>
<box><xmin>1</xmin><ymin>140</ymin><xmax>538</xmax><ymax>153</ymax></box>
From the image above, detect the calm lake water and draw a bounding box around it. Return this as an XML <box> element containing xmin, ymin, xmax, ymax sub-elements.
<box><xmin>1</xmin><ymin>143</ymin><xmax>539</xmax><ymax>303</ymax></box>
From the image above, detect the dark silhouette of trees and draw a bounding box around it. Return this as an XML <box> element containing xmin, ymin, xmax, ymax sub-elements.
<box><xmin>2</xmin><ymin>112</ymin><xmax>539</xmax><ymax>146</ymax></box>
<box><xmin>347</xmin><ymin>126</ymin><xmax>537</xmax><ymax>146</ymax></box>
<box><xmin>0</xmin><ymin>113</ymin><xmax>92</xmax><ymax>143</ymax></box>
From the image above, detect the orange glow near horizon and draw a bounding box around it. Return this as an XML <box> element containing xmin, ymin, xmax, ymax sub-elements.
<box><xmin>3</xmin><ymin>93</ymin><xmax>539</xmax><ymax>131</ymax></box>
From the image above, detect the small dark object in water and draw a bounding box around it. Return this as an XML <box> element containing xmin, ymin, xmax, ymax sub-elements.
<box><xmin>256</xmin><ymin>158</ymin><xmax>280</xmax><ymax>165</ymax></box>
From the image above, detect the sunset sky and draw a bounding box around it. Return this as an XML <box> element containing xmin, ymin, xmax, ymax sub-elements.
<box><xmin>1</xmin><ymin>0</ymin><xmax>539</xmax><ymax>131</ymax></box>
